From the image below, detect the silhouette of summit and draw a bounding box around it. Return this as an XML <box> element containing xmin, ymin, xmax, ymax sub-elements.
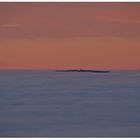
<box><xmin>56</xmin><ymin>69</ymin><xmax>110</xmax><ymax>73</ymax></box>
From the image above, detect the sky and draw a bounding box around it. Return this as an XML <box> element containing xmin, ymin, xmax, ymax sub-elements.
<box><xmin>0</xmin><ymin>3</ymin><xmax>140</xmax><ymax>70</ymax></box>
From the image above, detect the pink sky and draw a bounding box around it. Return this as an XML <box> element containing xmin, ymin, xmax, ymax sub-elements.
<box><xmin>0</xmin><ymin>3</ymin><xmax>140</xmax><ymax>70</ymax></box>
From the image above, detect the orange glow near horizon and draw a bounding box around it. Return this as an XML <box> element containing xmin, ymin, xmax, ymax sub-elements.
<box><xmin>0</xmin><ymin>37</ymin><xmax>140</xmax><ymax>70</ymax></box>
<box><xmin>0</xmin><ymin>3</ymin><xmax>140</xmax><ymax>70</ymax></box>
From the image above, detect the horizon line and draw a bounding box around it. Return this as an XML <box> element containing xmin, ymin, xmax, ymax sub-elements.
<box><xmin>0</xmin><ymin>68</ymin><xmax>140</xmax><ymax>71</ymax></box>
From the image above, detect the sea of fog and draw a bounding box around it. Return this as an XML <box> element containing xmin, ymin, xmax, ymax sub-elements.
<box><xmin>0</xmin><ymin>70</ymin><xmax>140</xmax><ymax>137</ymax></box>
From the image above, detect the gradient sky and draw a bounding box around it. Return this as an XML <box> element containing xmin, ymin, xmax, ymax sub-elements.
<box><xmin>0</xmin><ymin>3</ymin><xmax>140</xmax><ymax>70</ymax></box>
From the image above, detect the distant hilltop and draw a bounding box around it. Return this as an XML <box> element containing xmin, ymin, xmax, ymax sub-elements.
<box><xmin>56</xmin><ymin>69</ymin><xmax>111</xmax><ymax>73</ymax></box>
